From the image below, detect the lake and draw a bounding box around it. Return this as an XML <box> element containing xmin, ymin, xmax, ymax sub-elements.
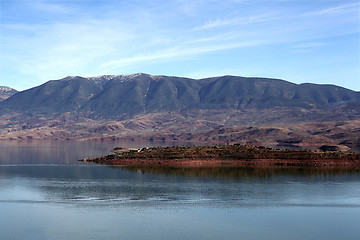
<box><xmin>0</xmin><ymin>141</ymin><xmax>359</xmax><ymax>240</ymax></box>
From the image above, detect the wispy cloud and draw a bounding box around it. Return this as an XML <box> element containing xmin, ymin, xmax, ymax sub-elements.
<box><xmin>3</xmin><ymin>0</ymin><xmax>273</xmax><ymax>84</ymax></box>
<box><xmin>305</xmin><ymin>3</ymin><xmax>360</xmax><ymax>16</ymax></box>
<box><xmin>292</xmin><ymin>42</ymin><xmax>328</xmax><ymax>49</ymax></box>
<box><xmin>100</xmin><ymin>39</ymin><xmax>265</xmax><ymax>73</ymax></box>
<box><xmin>194</xmin><ymin>14</ymin><xmax>279</xmax><ymax>31</ymax></box>
<box><xmin>1</xmin><ymin>18</ymin><xmax>136</xmax><ymax>82</ymax></box>
<box><xmin>1</xmin><ymin>0</ymin><xmax>359</xmax><ymax>91</ymax></box>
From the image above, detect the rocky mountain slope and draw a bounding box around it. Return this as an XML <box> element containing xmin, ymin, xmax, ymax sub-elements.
<box><xmin>0</xmin><ymin>74</ymin><xmax>359</xmax><ymax>150</ymax></box>
<box><xmin>0</xmin><ymin>86</ymin><xmax>18</xmax><ymax>101</ymax></box>
<box><xmin>1</xmin><ymin>73</ymin><xmax>359</xmax><ymax>117</ymax></box>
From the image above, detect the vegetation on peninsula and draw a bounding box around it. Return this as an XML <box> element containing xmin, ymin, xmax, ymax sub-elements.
<box><xmin>81</xmin><ymin>144</ymin><xmax>360</xmax><ymax>168</ymax></box>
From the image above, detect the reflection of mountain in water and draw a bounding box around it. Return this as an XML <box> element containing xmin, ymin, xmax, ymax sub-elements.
<box><xmin>117</xmin><ymin>166</ymin><xmax>360</xmax><ymax>180</ymax></box>
<box><xmin>1</xmin><ymin>140</ymin><xmax>360</xmax><ymax>208</ymax></box>
<box><xmin>0</xmin><ymin>141</ymin><xmax>120</xmax><ymax>165</ymax></box>
<box><xmin>3</xmin><ymin>164</ymin><xmax>359</xmax><ymax>207</ymax></box>
<box><xmin>0</xmin><ymin>141</ymin><xmax>179</xmax><ymax>165</ymax></box>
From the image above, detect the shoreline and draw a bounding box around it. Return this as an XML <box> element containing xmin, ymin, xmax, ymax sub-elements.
<box><xmin>80</xmin><ymin>145</ymin><xmax>360</xmax><ymax>168</ymax></box>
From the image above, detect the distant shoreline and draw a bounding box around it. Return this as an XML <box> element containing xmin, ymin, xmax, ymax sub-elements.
<box><xmin>80</xmin><ymin>145</ymin><xmax>360</xmax><ymax>168</ymax></box>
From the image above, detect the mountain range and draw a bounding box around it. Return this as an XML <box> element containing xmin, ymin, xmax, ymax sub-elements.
<box><xmin>1</xmin><ymin>73</ymin><xmax>359</xmax><ymax>117</ymax></box>
<box><xmin>1</xmin><ymin>73</ymin><xmax>359</xmax><ymax>150</ymax></box>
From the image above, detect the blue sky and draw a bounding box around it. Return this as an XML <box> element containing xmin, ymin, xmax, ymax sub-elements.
<box><xmin>0</xmin><ymin>0</ymin><xmax>359</xmax><ymax>91</ymax></box>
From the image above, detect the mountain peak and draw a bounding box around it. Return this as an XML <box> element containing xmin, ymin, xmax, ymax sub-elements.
<box><xmin>0</xmin><ymin>86</ymin><xmax>18</xmax><ymax>101</ymax></box>
<box><xmin>86</xmin><ymin>73</ymin><xmax>166</xmax><ymax>84</ymax></box>
<box><xmin>0</xmin><ymin>86</ymin><xmax>17</xmax><ymax>91</ymax></box>
<box><xmin>62</xmin><ymin>76</ymin><xmax>85</xmax><ymax>80</ymax></box>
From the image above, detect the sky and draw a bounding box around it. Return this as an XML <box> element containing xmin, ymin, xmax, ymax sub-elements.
<box><xmin>0</xmin><ymin>0</ymin><xmax>359</xmax><ymax>91</ymax></box>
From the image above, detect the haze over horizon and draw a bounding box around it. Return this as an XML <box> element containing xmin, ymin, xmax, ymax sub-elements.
<box><xmin>1</xmin><ymin>0</ymin><xmax>359</xmax><ymax>91</ymax></box>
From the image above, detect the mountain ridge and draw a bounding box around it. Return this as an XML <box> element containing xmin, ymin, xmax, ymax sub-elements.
<box><xmin>0</xmin><ymin>86</ymin><xmax>18</xmax><ymax>101</ymax></box>
<box><xmin>1</xmin><ymin>74</ymin><xmax>359</xmax><ymax>117</ymax></box>
<box><xmin>0</xmin><ymin>74</ymin><xmax>359</xmax><ymax>148</ymax></box>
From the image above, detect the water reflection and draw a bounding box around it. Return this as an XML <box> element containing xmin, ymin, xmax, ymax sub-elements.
<box><xmin>0</xmin><ymin>140</ymin><xmax>188</xmax><ymax>165</ymax></box>
<box><xmin>115</xmin><ymin>165</ymin><xmax>360</xmax><ymax>180</ymax></box>
<box><xmin>0</xmin><ymin>141</ymin><xmax>120</xmax><ymax>165</ymax></box>
<box><xmin>351</xmin><ymin>146</ymin><xmax>360</xmax><ymax>153</ymax></box>
<box><xmin>1</xmin><ymin>164</ymin><xmax>359</xmax><ymax>209</ymax></box>
<box><xmin>1</xmin><ymin>141</ymin><xmax>360</xmax><ymax>240</ymax></box>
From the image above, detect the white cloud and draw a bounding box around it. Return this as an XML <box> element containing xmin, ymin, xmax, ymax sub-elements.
<box><xmin>2</xmin><ymin>18</ymin><xmax>136</xmax><ymax>82</ymax></box>
<box><xmin>1</xmin><ymin>0</ymin><xmax>359</xmax><ymax>91</ymax></box>
<box><xmin>194</xmin><ymin>14</ymin><xmax>279</xmax><ymax>31</ymax></box>
<box><xmin>100</xmin><ymin>38</ymin><xmax>266</xmax><ymax>73</ymax></box>
<box><xmin>292</xmin><ymin>42</ymin><xmax>328</xmax><ymax>49</ymax></box>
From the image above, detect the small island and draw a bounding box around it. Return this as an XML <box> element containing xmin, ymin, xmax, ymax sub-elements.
<box><xmin>80</xmin><ymin>145</ymin><xmax>360</xmax><ymax>168</ymax></box>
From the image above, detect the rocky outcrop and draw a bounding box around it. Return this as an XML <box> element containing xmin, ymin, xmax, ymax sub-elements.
<box><xmin>0</xmin><ymin>86</ymin><xmax>18</xmax><ymax>101</ymax></box>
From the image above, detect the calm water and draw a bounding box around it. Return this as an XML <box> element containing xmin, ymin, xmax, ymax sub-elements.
<box><xmin>0</xmin><ymin>141</ymin><xmax>359</xmax><ymax>240</ymax></box>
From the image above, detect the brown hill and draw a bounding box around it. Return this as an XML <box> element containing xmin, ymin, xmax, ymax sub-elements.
<box><xmin>1</xmin><ymin>111</ymin><xmax>359</xmax><ymax>152</ymax></box>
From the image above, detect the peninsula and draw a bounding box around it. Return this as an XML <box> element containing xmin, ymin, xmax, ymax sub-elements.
<box><xmin>80</xmin><ymin>145</ymin><xmax>360</xmax><ymax>168</ymax></box>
